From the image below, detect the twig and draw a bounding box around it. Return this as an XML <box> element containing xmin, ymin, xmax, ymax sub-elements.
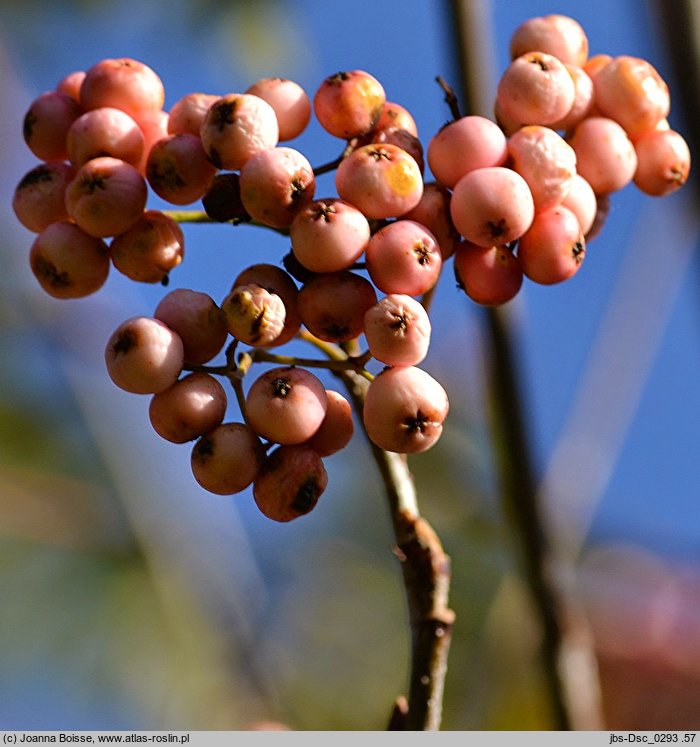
<box><xmin>447</xmin><ymin>0</ymin><xmax>604</xmax><ymax>729</ymax></box>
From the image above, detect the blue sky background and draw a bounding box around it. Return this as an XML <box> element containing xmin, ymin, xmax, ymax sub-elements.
<box><xmin>1</xmin><ymin>0</ymin><xmax>699</xmax><ymax>730</ymax></box>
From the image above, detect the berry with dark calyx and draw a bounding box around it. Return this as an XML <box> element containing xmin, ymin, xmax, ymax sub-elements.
<box><xmin>496</xmin><ymin>51</ymin><xmax>575</xmax><ymax>127</ymax></box>
<box><xmin>363</xmin><ymin>365</ymin><xmax>449</xmax><ymax>454</ymax></box>
<box><xmin>290</xmin><ymin>198</ymin><xmax>370</xmax><ymax>274</ymax></box>
<box><xmin>146</xmin><ymin>133</ymin><xmax>217</xmax><ymax>205</ymax></box>
<box><xmin>149</xmin><ymin>372</ymin><xmax>227</xmax><ymax>444</ymax></box>
<box><xmin>191</xmin><ymin>422</ymin><xmax>266</xmax><ymax>495</ymax></box>
<box><xmin>245</xmin><ymin>366</ymin><xmax>328</xmax><ymax>445</ymax></box>
<box><xmin>313</xmin><ymin>70</ymin><xmax>386</xmax><ymax>139</ymax></box>
<box><xmin>79</xmin><ymin>57</ymin><xmax>165</xmax><ymax>121</ymax></box>
<box><xmin>199</xmin><ymin>92</ymin><xmax>279</xmax><ymax>170</ymax></box>
<box><xmin>253</xmin><ymin>444</ymin><xmax>328</xmax><ymax>522</ymax></box>
<box><xmin>365</xmin><ymin>219</ymin><xmax>442</xmax><ymax>296</ymax></box>
<box><xmin>450</xmin><ymin>166</ymin><xmax>535</xmax><ymax>247</ymax></box>
<box><xmin>64</xmin><ymin>156</ymin><xmax>148</xmax><ymax>238</ymax></box>
<box><xmin>29</xmin><ymin>220</ymin><xmax>110</xmax><ymax>299</ymax></box>
<box><xmin>104</xmin><ymin>316</ymin><xmax>184</xmax><ymax>394</ymax></box>
<box><xmin>633</xmin><ymin>128</ymin><xmax>691</xmax><ymax>197</ymax></box>
<box><xmin>238</xmin><ymin>146</ymin><xmax>316</xmax><ymax>228</ymax></box>
<box><xmin>335</xmin><ymin>142</ymin><xmax>423</xmax><ymax>219</ymax></box>
<box><xmin>13</xmin><ymin>162</ymin><xmax>76</xmax><ymax>233</ymax></box>
<box><xmin>23</xmin><ymin>90</ymin><xmax>82</xmax><ymax>162</ymax></box>
<box><xmin>364</xmin><ymin>294</ymin><xmax>432</xmax><ymax>366</ymax></box>
<box><xmin>517</xmin><ymin>205</ymin><xmax>586</xmax><ymax>285</ymax></box>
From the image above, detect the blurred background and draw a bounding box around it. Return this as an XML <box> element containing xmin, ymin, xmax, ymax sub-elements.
<box><xmin>1</xmin><ymin>0</ymin><xmax>699</xmax><ymax>731</ymax></box>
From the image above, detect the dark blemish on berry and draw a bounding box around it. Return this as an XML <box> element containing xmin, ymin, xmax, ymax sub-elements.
<box><xmin>390</xmin><ymin>313</ymin><xmax>408</xmax><ymax>332</ymax></box>
<box><xmin>487</xmin><ymin>218</ymin><xmax>508</xmax><ymax>240</ymax></box>
<box><xmin>112</xmin><ymin>328</ymin><xmax>138</xmax><ymax>355</ymax></box>
<box><xmin>211</xmin><ymin>100</ymin><xmax>238</xmax><ymax>131</ymax></box>
<box><xmin>369</xmin><ymin>147</ymin><xmax>391</xmax><ymax>162</ymax></box>
<box><xmin>327</xmin><ymin>71</ymin><xmax>350</xmax><ymax>85</ymax></box>
<box><xmin>18</xmin><ymin>165</ymin><xmax>55</xmax><ymax>189</ymax></box>
<box><xmin>312</xmin><ymin>201</ymin><xmax>337</xmax><ymax>222</ymax></box>
<box><xmin>291</xmin><ymin>477</ymin><xmax>321</xmax><ymax>514</ymax></box>
<box><xmin>529</xmin><ymin>55</ymin><xmax>550</xmax><ymax>72</ymax></box>
<box><xmin>80</xmin><ymin>175</ymin><xmax>108</xmax><ymax>193</ymax></box>
<box><xmin>403</xmin><ymin>411</ymin><xmax>428</xmax><ymax>433</ymax></box>
<box><xmin>572</xmin><ymin>240</ymin><xmax>586</xmax><ymax>264</ymax></box>
<box><xmin>193</xmin><ymin>436</ymin><xmax>214</xmax><ymax>459</ymax></box>
<box><xmin>413</xmin><ymin>241</ymin><xmax>432</xmax><ymax>265</ymax></box>
<box><xmin>23</xmin><ymin>111</ymin><xmax>38</xmax><ymax>141</ymax></box>
<box><xmin>32</xmin><ymin>256</ymin><xmax>70</xmax><ymax>289</ymax></box>
<box><xmin>147</xmin><ymin>160</ymin><xmax>186</xmax><ymax>192</ymax></box>
<box><xmin>272</xmin><ymin>377</ymin><xmax>292</xmax><ymax>397</ymax></box>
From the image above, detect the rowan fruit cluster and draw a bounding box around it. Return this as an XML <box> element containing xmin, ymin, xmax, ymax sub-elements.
<box><xmin>14</xmin><ymin>14</ymin><xmax>690</xmax><ymax>521</ymax></box>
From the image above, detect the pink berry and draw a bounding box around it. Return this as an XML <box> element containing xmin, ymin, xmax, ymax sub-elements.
<box><xmin>365</xmin><ymin>219</ymin><xmax>442</xmax><ymax>296</ymax></box>
<box><xmin>245</xmin><ymin>77</ymin><xmax>312</xmax><ymax>141</ymax></box>
<box><xmin>65</xmin><ymin>156</ymin><xmax>148</xmax><ymax>238</ymax></box>
<box><xmin>23</xmin><ymin>91</ymin><xmax>82</xmax><ymax>162</ymax></box>
<box><xmin>191</xmin><ymin>422</ymin><xmax>266</xmax><ymax>495</ymax></box>
<box><xmin>509</xmin><ymin>14</ymin><xmax>589</xmax><ymax>67</ymax></box>
<box><xmin>290</xmin><ymin>198</ymin><xmax>370</xmax><ymax>273</ymax></box>
<box><xmin>633</xmin><ymin>129</ymin><xmax>691</xmax><ymax>196</ymax></box>
<box><xmin>450</xmin><ymin>166</ymin><xmax>535</xmax><ymax>246</ymax></box>
<box><xmin>301</xmin><ymin>390</ymin><xmax>354</xmax><ymax>458</ymax></box>
<box><xmin>496</xmin><ymin>51</ymin><xmax>575</xmax><ymax>126</ymax></box>
<box><xmin>507</xmin><ymin>125</ymin><xmax>577</xmax><ymax>211</ymax></box>
<box><xmin>335</xmin><ymin>143</ymin><xmax>423</xmax><ymax>219</ymax></box>
<box><xmin>253</xmin><ymin>444</ymin><xmax>328</xmax><ymax>522</ymax></box>
<box><xmin>29</xmin><ymin>220</ymin><xmax>110</xmax><ymax>299</ymax></box>
<box><xmin>362</xmin><ymin>126</ymin><xmax>425</xmax><ymax>174</ymax></box>
<box><xmin>13</xmin><ymin>162</ymin><xmax>76</xmax><ymax>233</ymax></box>
<box><xmin>561</xmin><ymin>173</ymin><xmax>597</xmax><ymax>236</ymax></box>
<box><xmin>67</xmin><ymin>106</ymin><xmax>145</xmax><ymax>168</ymax></box>
<box><xmin>297</xmin><ymin>270</ymin><xmax>377</xmax><ymax>343</ymax></box>
<box><xmin>453</xmin><ymin>241</ymin><xmax>523</xmax><ymax>306</ymax></box>
<box><xmin>135</xmin><ymin>108</ymin><xmax>170</xmax><ymax>172</ymax></box>
<box><xmin>154</xmin><ymin>288</ymin><xmax>228</xmax><ymax>365</ymax></box>
<box><xmin>517</xmin><ymin>204</ymin><xmax>585</xmax><ymax>284</ymax></box>
<box><xmin>245</xmin><ymin>366</ymin><xmax>328</xmax><ymax>445</ymax></box>
<box><xmin>593</xmin><ymin>55</ymin><xmax>670</xmax><ymax>139</ymax></box>
<box><xmin>168</xmin><ymin>92</ymin><xmax>220</xmax><ymax>136</ymax></box>
<box><xmin>146</xmin><ymin>133</ymin><xmax>217</xmax><ymax>205</ymax></box>
<box><xmin>149</xmin><ymin>372</ymin><xmax>227</xmax><ymax>444</ymax></box>
<box><xmin>221</xmin><ymin>283</ymin><xmax>287</xmax><ymax>347</ymax></box>
<box><xmin>567</xmin><ymin>117</ymin><xmax>637</xmax><ymax>195</ymax></box>
<box><xmin>549</xmin><ymin>64</ymin><xmax>594</xmax><ymax>132</ymax></box>
<box><xmin>104</xmin><ymin>316</ymin><xmax>184</xmax><ymax>394</ymax></box>
<box><xmin>109</xmin><ymin>209</ymin><xmax>185</xmax><ymax>284</ymax></box>
<box><xmin>56</xmin><ymin>70</ymin><xmax>86</xmax><ymax>102</ymax></box>
<box><xmin>374</xmin><ymin>101</ymin><xmax>418</xmax><ymax>137</ymax></box>
<box><xmin>239</xmin><ymin>146</ymin><xmax>316</xmax><ymax>228</ymax></box>
<box><xmin>363</xmin><ymin>366</ymin><xmax>449</xmax><ymax>454</ymax></box>
<box><xmin>427</xmin><ymin>115</ymin><xmax>508</xmax><ymax>189</ymax></box>
<box><xmin>80</xmin><ymin>57</ymin><xmax>165</xmax><ymax>120</ymax></box>
<box><xmin>313</xmin><ymin>70</ymin><xmax>386</xmax><ymax>139</ymax></box>
<box><xmin>364</xmin><ymin>294</ymin><xmax>431</xmax><ymax>366</ymax></box>
<box><xmin>199</xmin><ymin>93</ymin><xmax>279</xmax><ymax>170</ymax></box>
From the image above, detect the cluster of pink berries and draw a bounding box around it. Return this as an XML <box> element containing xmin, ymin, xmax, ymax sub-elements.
<box><xmin>436</xmin><ymin>14</ymin><xmax>690</xmax><ymax>304</ymax></box>
<box><xmin>13</xmin><ymin>14</ymin><xmax>690</xmax><ymax>522</ymax></box>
